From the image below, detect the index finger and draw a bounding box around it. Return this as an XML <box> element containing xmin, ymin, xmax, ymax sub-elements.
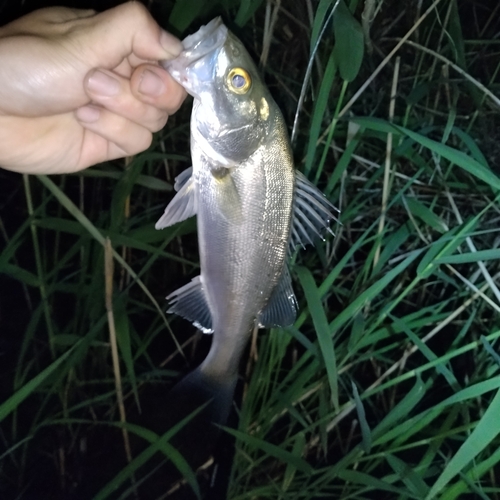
<box><xmin>79</xmin><ymin>3</ymin><xmax>183</xmax><ymax>68</ymax></box>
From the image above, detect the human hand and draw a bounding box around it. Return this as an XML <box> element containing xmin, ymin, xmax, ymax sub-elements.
<box><xmin>0</xmin><ymin>3</ymin><xmax>187</xmax><ymax>174</ymax></box>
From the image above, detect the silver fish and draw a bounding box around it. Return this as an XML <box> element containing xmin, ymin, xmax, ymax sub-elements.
<box><xmin>156</xmin><ymin>18</ymin><xmax>337</xmax><ymax>424</ymax></box>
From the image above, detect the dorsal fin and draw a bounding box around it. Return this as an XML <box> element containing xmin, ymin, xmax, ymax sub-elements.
<box><xmin>290</xmin><ymin>171</ymin><xmax>339</xmax><ymax>250</ymax></box>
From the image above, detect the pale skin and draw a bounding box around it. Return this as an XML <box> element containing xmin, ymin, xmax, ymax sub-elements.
<box><xmin>0</xmin><ymin>3</ymin><xmax>187</xmax><ymax>175</ymax></box>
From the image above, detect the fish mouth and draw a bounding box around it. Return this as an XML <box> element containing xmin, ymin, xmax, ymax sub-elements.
<box><xmin>181</xmin><ymin>17</ymin><xmax>227</xmax><ymax>61</ymax></box>
<box><xmin>161</xmin><ymin>17</ymin><xmax>228</xmax><ymax>86</ymax></box>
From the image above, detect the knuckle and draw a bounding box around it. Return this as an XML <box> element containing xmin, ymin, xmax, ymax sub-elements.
<box><xmin>135</xmin><ymin>130</ymin><xmax>153</xmax><ymax>152</ymax></box>
<box><xmin>152</xmin><ymin>113</ymin><xmax>168</xmax><ymax>133</ymax></box>
<box><xmin>119</xmin><ymin>2</ymin><xmax>150</xmax><ymax>25</ymax></box>
<box><xmin>172</xmin><ymin>90</ymin><xmax>186</xmax><ymax>111</ymax></box>
<box><xmin>165</xmin><ymin>91</ymin><xmax>186</xmax><ymax>115</ymax></box>
<box><xmin>121</xmin><ymin>125</ymin><xmax>152</xmax><ymax>155</ymax></box>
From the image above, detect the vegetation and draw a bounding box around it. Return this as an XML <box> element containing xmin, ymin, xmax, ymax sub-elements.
<box><xmin>1</xmin><ymin>0</ymin><xmax>500</xmax><ymax>498</ymax></box>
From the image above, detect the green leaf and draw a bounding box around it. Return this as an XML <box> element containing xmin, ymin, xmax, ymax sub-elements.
<box><xmin>35</xmin><ymin>217</ymin><xmax>86</xmax><ymax>235</ymax></box>
<box><xmin>448</xmin><ymin>0</ymin><xmax>481</xmax><ymax>106</ymax></box>
<box><xmin>435</xmin><ymin>248</ymin><xmax>500</xmax><ymax>265</ymax></box>
<box><xmin>480</xmin><ymin>336</ymin><xmax>500</xmax><ymax>367</ymax></box>
<box><xmin>282</xmin><ymin>433</ymin><xmax>306</xmax><ymax>491</ymax></box>
<box><xmin>0</xmin><ymin>342</ymin><xmax>80</xmax><ymax>423</ymax></box>
<box><xmin>310</xmin><ymin>0</ymin><xmax>336</xmax><ymax>52</ymax></box>
<box><xmin>305</xmin><ymin>48</ymin><xmax>337</xmax><ymax>175</ymax></box>
<box><xmin>352</xmin><ymin>381</ymin><xmax>371</xmax><ymax>453</ymax></box>
<box><xmin>374</xmin><ymin>375</ymin><xmax>426</xmax><ymax>442</ymax></box>
<box><xmin>348</xmin><ymin>312</ymin><xmax>365</xmax><ymax>351</ymax></box>
<box><xmin>114</xmin><ymin>297</ymin><xmax>140</xmax><ymax>411</ymax></box>
<box><xmin>386</xmin><ymin>454</ymin><xmax>430</xmax><ymax>497</ymax></box>
<box><xmin>110</xmin><ymin>159</ymin><xmax>144</xmax><ymax>230</ymax></box>
<box><xmin>1</xmin><ymin>263</ymin><xmax>40</xmax><ymax>287</ymax></box>
<box><xmin>93</xmin><ymin>407</ymin><xmax>206</xmax><ymax>500</ymax></box>
<box><xmin>221</xmin><ymin>427</ymin><xmax>313</xmax><ymax>475</ymax></box>
<box><xmin>372</xmin><ymin>223</ymin><xmax>411</xmax><ymax>275</ymax></box>
<box><xmin>296</xmin><ymin>266</ymin><xmax>338</xmax><ymax>410</ymax></box>
<box><xmin>426</xmin><ymin>387</ymin><xmax>500</xmax><ymax>499</ymax></box>
<box><xmin>330</xmin><ymin>249</ymin><xmax>423</xmax><ymax>337</ymax></box>
<box><xmin>235</xmin><ymin>0</ymin><xmax>265</xmax><ymax>27</ymax></box>
<box><xmin>416</xmin><ymin>226</ymin><xmax>462</xmax><ymax>279</ymax></box>
<box><xmin>36</xmin><ymin>175</ymin><xmax>171</xmax><ymax>339</ymax></box>
<box><xmin>441</xmin><ymin>446</ymin><xmax>500</xmax><ymax>499</ymax></box>
<box><xmin>351</xmin><ymin>117</ymin><xmax>500</xmax><ymax>192</ymax></box>
<box><xmin>390</xmin><ymin>314</ymin><xmax>460</xmax><ymax>391</ymax></box>
<box><xmin>53</xmin><ymin>334</ymin><xmax>81</xmax><ymax>346</ymax></box>
<box><xmin>333</xmin><ymin>0</ymin><xmax>364</xmax><ymax>82</ymax></box>
<box><xmin>76</xmin><ymin>169</ymin><xmax>173</xmax><ymax>191</ymax></box>
<box><xmin>337</xmin><ymin>469</ymin><xmax>410</xmax><ymax>496</ymax></box>
<box><xmin>169</xmin><ymin>0</ymin><xmax>206</xmax><ymax>33</ymax></box>
<box><xmin>403</xmin><ymin>196</ymin><xmax>448</xmax><ymax>233</ymax></box>
<box><xmin>451</xmin><ymin>127</ymin><xmax>488</xmax><ymax>167</ymax></box>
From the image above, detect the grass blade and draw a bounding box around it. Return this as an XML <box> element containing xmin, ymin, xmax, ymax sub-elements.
<box><xmin>426</xmin><ymin>387</ymin><xmax>500</xmax><ymax>499</ymax></box>
<box><xmin>296</xmin><ymin>266</ymin><xmax>338</xmax><ymax>410</ymax></box>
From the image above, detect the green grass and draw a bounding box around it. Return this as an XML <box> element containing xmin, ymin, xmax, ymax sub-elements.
<box><xmin>2</xmin><ymin>0</ymin><xmax>500</xmax><ymax>498</ymax></box>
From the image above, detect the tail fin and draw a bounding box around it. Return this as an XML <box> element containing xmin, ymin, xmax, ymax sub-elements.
<box><xmin>164</xmin><ymin>367</ymin><xmax>238</xmax><ymax>468</ymax></box>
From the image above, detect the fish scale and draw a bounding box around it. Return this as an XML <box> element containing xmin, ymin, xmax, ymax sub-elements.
<box><xmin>196</xmin><ymin>131</ymin><xmax>294</xmax><ymax>380</ymax></box>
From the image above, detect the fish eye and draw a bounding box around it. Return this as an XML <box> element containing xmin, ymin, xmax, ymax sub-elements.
<box><xmin>227</xmin><ymin>67</ymin><xmax>251</xmax><ymax>94</ymax></box>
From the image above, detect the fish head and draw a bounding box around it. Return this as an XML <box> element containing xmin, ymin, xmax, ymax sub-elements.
<box><xmin>163</xmin><ymin>18</ymin><xmax>273</xmax><ymax>164</ymax></box>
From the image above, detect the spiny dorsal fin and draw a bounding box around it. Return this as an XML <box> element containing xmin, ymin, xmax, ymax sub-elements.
<box><xmin>258</xmin><ymin>266</ymin><xmax>297</xmax><ymax>328</ymax></box>
<box><xmin>290</xmin><ymin>171</ymin><xmax>339</xmax><ymax>250</ymax></box>
<box><xmin>167</xmin><ymin>275</ymin><xmax>213</xmax><ymax>334</ymax></box>
<box><xmin>155</xmin><ymin>167</ymin><xmax>197</xmax><ymax>229</ymax></box>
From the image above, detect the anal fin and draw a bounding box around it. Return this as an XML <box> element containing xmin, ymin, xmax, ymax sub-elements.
<box><xmin>258</xmin><ymin>267</ymin><xmax>297</xmax><ymax>328</ymax></box>
<box><xmin>167</xmin><ymin>276</ymin><xmax>213</xmax><ymax>334</ymax></box>
<box><xmin>155</xmin><ymin>167</ymin><xmax>197</xmax><ymax>229</ymax></box>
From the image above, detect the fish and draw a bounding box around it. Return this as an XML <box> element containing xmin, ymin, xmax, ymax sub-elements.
<box><xmin>156</xmin><ymin>18</ymin><xmax>338</xmax><ymax>432</ymax></box>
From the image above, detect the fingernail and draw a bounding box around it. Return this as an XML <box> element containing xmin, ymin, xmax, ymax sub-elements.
<box><xmin>87</xmin><ymin>70</ymin><xmax>120</xmax><ymax>96</ymax></box>
<box><xmin>138</xmin><ymin>70</ymin><xmax>165</xmax><ymax>97</ymax></box>
<box><xmin>160</xmin><ymin>30</ymin><xmax>183</xmax><ymax>58</ymax></box>
<box><xmin>75</xmin><ymin>105</ymin><xmax>100</xmax><ymax>123</ymax></box>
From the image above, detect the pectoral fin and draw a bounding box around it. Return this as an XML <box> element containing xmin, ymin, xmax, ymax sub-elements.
<box><xmin>155</xmin><ymin>168</ymin><xmax>197</xmax><ymax>229</ymax></box>
<box><xmin>173</xmin><ymin>166</ymin><xmax>193</xmax><ymax>191</ymax></box>
<box><xmin>258</xmin><ymin>266</ymin><xmax>297</xmax><ymax>328</ymax></box>
<box><xmin>290</xmin><ymin>171</ymin><xmax>340</xmax><ymax>250</ymax></box>
<box><xmin>167</xmin><ymin>276</ymin><xmax>213</xmax><ymax>334</ymax></box>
